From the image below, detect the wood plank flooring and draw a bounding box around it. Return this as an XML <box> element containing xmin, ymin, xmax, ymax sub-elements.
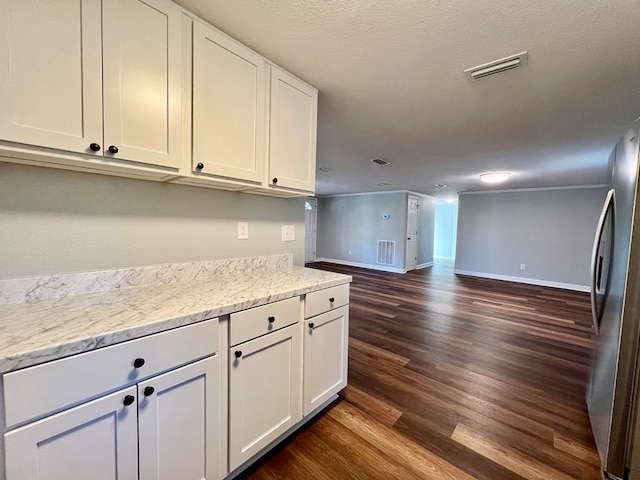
<box><xmin>243</xmin><ymin>261</ymin><xmax>601</xmax><ymax>479</ymax></box>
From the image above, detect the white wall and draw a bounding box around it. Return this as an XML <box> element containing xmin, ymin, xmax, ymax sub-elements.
<box><xmin>455</xmin><ymin>187</ymin><xmax>608</xmax><ymax>290</ymax></box>
<box><xmin>0</xmin><ymin>163</ymin><xmax>305</xmax><ymax>279</ymax></box>
<box><xmin>316</xmin><ymin>191</ymin><xmax>434</xmax><ymax>272</ymax></box>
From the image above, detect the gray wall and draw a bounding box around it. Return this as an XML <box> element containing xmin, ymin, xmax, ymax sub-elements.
<box><xmin>316</xmin><ymin>191</ymin><xmax>435</xmax><ymax>271</ymax></box>
<box><xmin>434</xmin><ymin>201</ymin><xmax>458</xmax><ymax>259</ymax></box>
<box><xmin>455</xmin><ymin>187</ymin><xmax>608</xmax><ymax>288</ymax></box>
<box><xmin>417</xmin><ymin>196</ymin><xmax>435</xmax><ymax>266</ymax></box>
<box><xmin>0</xmin><ymin>163</ymin><xmax>305</xmax><ymax>279</ymax></box>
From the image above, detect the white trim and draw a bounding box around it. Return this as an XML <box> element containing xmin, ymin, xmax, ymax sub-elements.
<box><xmin>453</xmin><ymin>269</ymin><xmax>590</xmax><ymax>292</ymax></box>
<box><xmin>317</xmin><ymin>189</ymin><xmax>434</xmax><ymax>199</ymax></box>
<box><xmin>316</xmin><ymin>258</ymin><xmax>406</xmax><ymax>274</ymax></box>
<box><xmin>459</xmin><ymin>184</ymin><xmax>609</xmax><ymax>195</ymax></box>
<box><xmin>416</xmin><ymin>262</ymin><xmax>434</xmax><ymax>270</ymax></box>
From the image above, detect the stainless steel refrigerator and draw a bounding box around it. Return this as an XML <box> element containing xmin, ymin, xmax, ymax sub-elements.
<box><xmin>588</xmin><ymin>123</ymin><xmax>640</xmax><ymax>480</ymax></box>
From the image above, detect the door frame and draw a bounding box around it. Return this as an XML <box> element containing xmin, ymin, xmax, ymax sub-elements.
<box><xmin>406</xmin><ymin>195</ymin><xmax>419</xmax><ymax>271</ymax></box>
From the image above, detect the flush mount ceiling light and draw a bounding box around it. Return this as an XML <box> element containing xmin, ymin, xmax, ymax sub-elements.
<box><xmin>434</xmin><ymin>183</ymin><xmax>448</xmax><ymax>188</ymax></box>
<box><xmin>371</xmin><ymin>158</ymin><xmax>390</xmax><ymax>165</ymax></box>
<box><xmin>465</xmin><ymin>51</ymin><xmax>528</xmax><ymax>81</ymax></box>
<box><xmin>480</xmin><ymin>172</ymin><xmax>511</xmax><ymax>183</ymax></box>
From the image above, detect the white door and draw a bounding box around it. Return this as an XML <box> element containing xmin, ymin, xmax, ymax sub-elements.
<box><xmin>138</xmin><ymin>356</ymin><xmax>221</xmax><ymax>480</ymax></box>
<box><xmin>269</xmin><ymin>66</ymin><xmax>317</xmax><ymax>192</ymax></box>
<box><xmin>102</xmin><ymin>0</ymin><xmax>182</xmax><ymax>168</ymax></box>
<box><xmin>192</xmin><ymin>21</ymin><xmax>266</xmax><ymax>183</ymax></box>
<box><xmin>305</xmin><ymin>198</ymin><xmax>318</xmax><ymax>262</ymax></box>
<box><xmin>0</xmin><ymin>0</ymin><xmax>103</xmax><ymax>154</ymax></box>
<box><xmin>4</xmin><ymin>387</ymin><xmax>138</xmax><ymax>480</ymax></box>
<box><xmin>228</xmin><ymin>323</ymin><xmax>302</xmax><ymax>471</ymax></box>
<box><xmin>406</xmin><ymin>196</ymin><xmax>419</xmax><ymax>271</ymax></box>
<box><xmin>303</xmin><ymin>306</ymin><xmax>349</xmax><ymax>416</ymax></box>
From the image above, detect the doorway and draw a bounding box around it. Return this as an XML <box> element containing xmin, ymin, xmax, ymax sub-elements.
<box><xmin>305</xmin><ymin>198</ymin><xmax>318</xmax><ymax>262</ymax></box>
<box><xmin>406</xmin><ymin>196</ymin><xmax>419</xmax><ymax>271</ymax></box>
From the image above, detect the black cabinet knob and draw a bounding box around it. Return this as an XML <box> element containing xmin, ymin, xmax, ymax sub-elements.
<box><xmin>133</xmin><ymin>358</ymin><xmax>145</xmax><ymax>368</ymax></box>
<box><xmin>329</xmin><ymin>297</ymin><xmax>335</xmax><ymax>303</ymax></box>
<box><xmin>143</xmin><ymin>386</ymin><xmax>155</xmax><ymax>397</ymax></box>
<box><xmin>272</xmin><ymin>177</ymin><xmax>278</xmax><ymax>184</ymax></box>
<box><xmin>108</xmin><ymin>145</ymin><xmax>119</xmax><ymax>154</ymax></box>
<box><xmin>89</xmin><ymin>143</ymin><xmax>101</xmax><ymax>152</ymax></box>
<box><xmin>234</xmin><ymin>350</ymin><xmax>242</xmax><ymax>358</ymax></box>
<box><xmin>123</xmin><ymin>395</ymin><xmax>135</xmax><ymax>406</ymax></box>
<box><xmin>268</xmin><ymin>316</ymin><xmax>276</xmax><ymax>323</ymax></box>
<box><xmin>309</xmin><ymin>322</ymin><xmax>315</xmax><ymax>329</ymax></box>
<box><xmin>196</xmin><ymin>162</ymin><xmax>204</xmax><ymax>170</ymax></box>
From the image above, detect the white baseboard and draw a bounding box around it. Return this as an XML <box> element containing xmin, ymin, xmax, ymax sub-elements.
<box><xmin>315</xmin><ymin>258</ymin><xmax>407</xmax><ymax>274</ymax></box>
<box><xmin>415</xmin><ymin>262</ymin><xmax>434</xmax><ymax>270</ymax></box>
<box><xmin>453</xmin><ymin>269</ymin><xmax>590</xmax><ymax>292</ymax></box>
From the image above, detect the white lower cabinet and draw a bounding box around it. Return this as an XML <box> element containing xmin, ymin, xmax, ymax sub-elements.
<box><xmin>138</xmin><ymin>356</ymin><xmax>220</xmax><ymax>480</ymax></box>
<box><xmin>228</xmin><ymin>323</ymin><xmax>301</xmax><ymax>471</ymax></box>
<box><xmin>2</xmin><ymin>319</ymin><xmax>221</xmax><ymax>480</ymax></box>
<box><xmin>5</xmin><ymin>387</ymin><xmax>139</xmax><ymax>480</ymax></box>
<box><xmin>303</xmin><ymin>305</ymin><xmax>349</xmax><ymax>416</ymax></box>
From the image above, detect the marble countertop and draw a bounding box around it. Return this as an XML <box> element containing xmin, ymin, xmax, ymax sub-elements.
<box><xmin>0</xmin><ymin>264</ymin><xmax>351</xmax><ymax>374</ymax></box>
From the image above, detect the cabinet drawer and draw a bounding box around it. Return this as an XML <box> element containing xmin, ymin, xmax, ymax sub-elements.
<box><xmin>230</xmin><ymin>297</ymin><xmax>300</xmax><ymax>346</ymax></box>
<box><xmin>3</xmin><ymin>319</ymin><xmax>218</xmax><ymax>428</ymax></box>
<box><xmin>305</xmin><ymin>284</ymin><xmax>350</xmax><ymax>319</ymax></box>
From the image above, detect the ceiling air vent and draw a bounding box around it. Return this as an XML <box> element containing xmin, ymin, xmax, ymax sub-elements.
<box><xmin>371</xmin><ymin>158</ymin><xmax>390</xmax><ymax>165</ymax></box>
<box><xmin>465</xmin><ymin>51</ymin><xmax>528</xmax><ymax>81</ymax></box>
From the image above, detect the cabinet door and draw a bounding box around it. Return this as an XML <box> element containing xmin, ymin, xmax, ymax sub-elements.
<box><xmin>229</xmin><ymin>323</ymin><xmax>301</xmax><ymax>470</ymax></box>
<box><xmin>269</xmin><ymin>66</ymin><xmax>317</xmax><ymax>192</ymax></box>
<box><xmin>0</xmin><ymin>0</ymin><xmax>103</xmax><ymax>154</ymax></box>
<box><xmin>4</xmin><ymin>387</ymin><xmax>138</xmax><ymax>480</ymax></box>
<box><xmin>138</xmin><ymin>355</ymin><xmax>221</xmax><ymax>480</ymax></box>
<box><xmin>102</xmin><ymin>0</ymin><xmax>182</xmax><ymax>169</ymax></box>
<box><xmin>303</xmin><ymin>306</ymin><xmax>349</xmax><ymax>416</ymax></box>
<box><xmin>192</xmin><ymin>21</ymin><xmax>266</xmax><ymax>183</ymax></box>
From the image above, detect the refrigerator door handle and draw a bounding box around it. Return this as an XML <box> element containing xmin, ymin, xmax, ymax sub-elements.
<box><xmin>590</xmin><ymin>188</ymin><xmax>615</xmax><ymax>335</ymax></box>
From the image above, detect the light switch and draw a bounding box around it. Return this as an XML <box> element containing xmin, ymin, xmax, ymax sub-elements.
<box><xmin>281</xmin><ymin>225</ymin><xmax>295</xmax><ymax>242</ymax></box>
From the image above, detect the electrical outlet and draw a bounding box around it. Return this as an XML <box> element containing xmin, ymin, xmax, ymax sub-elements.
<box><xmin>520</xmin><ymin>263</ymin><xmax>526</xmax><ymax>270</ymax></box>
<box><xmin>238</xmin><ymin>222</ymin><xmax>248</xmax><ymax>240</ymax></box>
<box><xmin>281</xmin><ymin>225</ymin><xmax>295</xmax><ymax>242</ymax></box>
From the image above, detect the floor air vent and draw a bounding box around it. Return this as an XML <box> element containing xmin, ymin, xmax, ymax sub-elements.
<box><xmin>377</xmin><ymin>240</ymin><xmax>396</xmax><ymax>266</ymax></box>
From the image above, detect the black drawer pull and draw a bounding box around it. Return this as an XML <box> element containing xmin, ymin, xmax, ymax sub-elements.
<box><xmin>143</xmin><ymin>386</ymin><xmax>155</xmax><ymax>397</ymax></box>
<box><xmin>268</xmin><ymin>316</ymin><xmax>276</xmax><ymax>323</ymax></box>
<box><xmin>309</xmin><ymin>322</ymin><xmax>315</xmax><ymax>329</ymax></box>
<box><xmin>235</xmin><ymin>350</ymin><xmax>242</xmax><ymax>358</ymax></box>
<box><xmin>133</xmin><ymin>358</ymin><xmax>145</xmax><ymax>368</ymax></box>
<box><xmin>329</xmin><ymin>297</ymin><xmax>335</xmax><ymax>303</ymax></box>
<box><xmin>123</xmin><ymin>395</ymin><xmax>135</xmax><ymax>406</ymax></box>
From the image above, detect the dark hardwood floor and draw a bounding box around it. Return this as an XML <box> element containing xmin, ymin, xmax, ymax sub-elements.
<box><xmin>244</xmin><ymin>260</ymin><xmax>601</xmax><ymax>479</ymax></box>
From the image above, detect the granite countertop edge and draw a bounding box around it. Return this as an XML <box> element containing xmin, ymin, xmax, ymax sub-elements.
<box><xmin>0</xmin><ymin>267</ymin><xmax>351</xmax><ymax>375</ymax></box>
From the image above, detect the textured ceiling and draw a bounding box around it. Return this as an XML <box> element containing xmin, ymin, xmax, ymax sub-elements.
<box><xmin>175</xmin><ymin>0</ymin><xmax>640</xmax><ymax>197</ymax></box>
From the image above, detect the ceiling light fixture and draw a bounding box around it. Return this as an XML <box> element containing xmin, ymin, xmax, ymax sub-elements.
<box><xmin>434</xmin><ymin>183</ymin><xmax>448</xmax><ymax>188</ymax></box>
<box><xmin>465</xmin><ymin>52</ymin><xmax>528</xmax><ymax>81</ymax></box>
<box><xmin>480</xmin><ymin>172</ymin><xmax>511</xmax><ymax>183</ymax></box>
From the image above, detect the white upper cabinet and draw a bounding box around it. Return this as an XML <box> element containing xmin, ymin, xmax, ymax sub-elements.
<box><xmin>0</xmin><ymin>0</ymin><xmax>182</xmax><ymax>171</ymax></box>
<box><xmin>268</xmin><ymin>67</ymin><xmax>318</xmax><ymax>193</ymax></box>
<box><xmin>102</xmin><ymin>0</ymin><xmax>182</xmax><ymax>169</ymax></box>
<box><xmin>192</xmin><ymin>21</ymin><xmax>266</xmax><ymax>184</ymax></box>
<box><xmin>0</xmin><ymin>0</ymin><xmax>103</xmax><ymax>154</ymax></box>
